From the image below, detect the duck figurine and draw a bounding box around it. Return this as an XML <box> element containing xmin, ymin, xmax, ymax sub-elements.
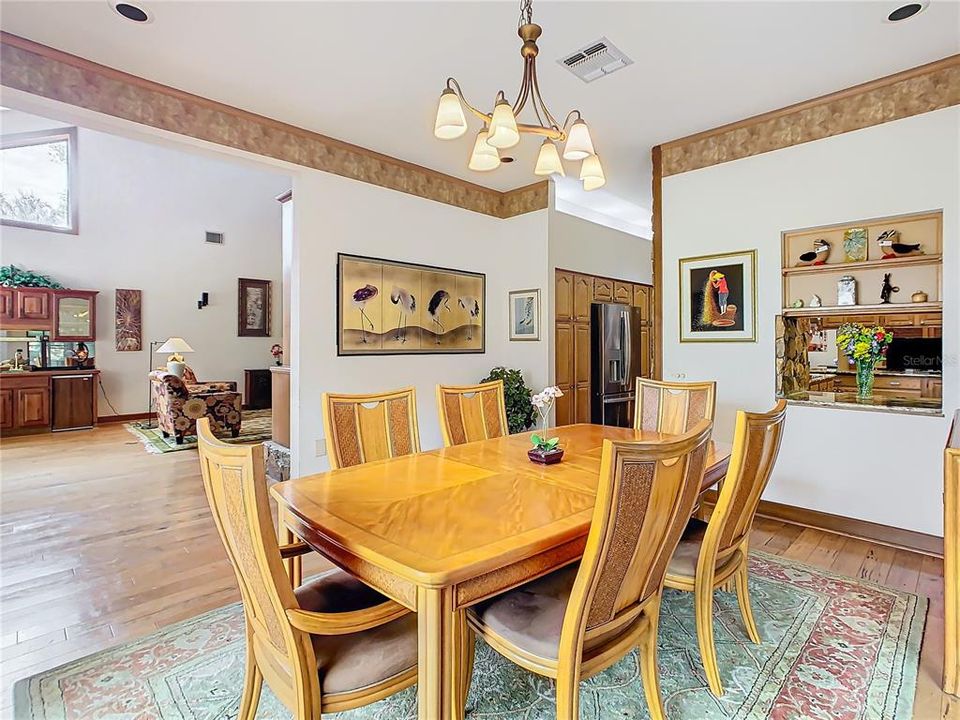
<box><xmin>798</xmin><ymin>238</ymin><xmax>831</xmax><ymax>266</ymax></box>
<box><xmin>877</xmin><ymin>229</ymin><xmax>922</xmax><ymax>259</ymax></box>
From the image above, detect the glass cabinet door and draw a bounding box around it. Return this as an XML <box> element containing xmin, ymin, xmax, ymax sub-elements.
<box><xmin>55</xmin><ymin>295</ymin><xmax>94</xmax><ymax>340</ymax></box>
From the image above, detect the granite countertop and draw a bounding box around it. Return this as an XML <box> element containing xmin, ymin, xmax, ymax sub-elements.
<box><xmin>782</xmin><ymin>390</ymin><xmax>943</xmax><ymax>417</ymax></box>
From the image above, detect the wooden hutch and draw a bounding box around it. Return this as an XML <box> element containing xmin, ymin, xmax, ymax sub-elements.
<box><xmin>554</xmin><ymin>269</ymin><xmax>653</xmax><ymax>425</ymax></box>
<box><xmin>0</xmin><ymin>286</ymin><xmax>100</xmax><ymax>434</ymax></box>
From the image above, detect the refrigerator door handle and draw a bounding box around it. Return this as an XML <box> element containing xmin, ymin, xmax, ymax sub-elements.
<box><xmin>622</xmin><ymin>310</ymin><xmax>632</xmax><ymax>389</ymax></box>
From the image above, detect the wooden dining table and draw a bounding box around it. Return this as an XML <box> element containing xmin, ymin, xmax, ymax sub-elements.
<box><xmin>272</xmin><ymin>423</ymin><xmax>732</xmax><ymax>720</ymax></box>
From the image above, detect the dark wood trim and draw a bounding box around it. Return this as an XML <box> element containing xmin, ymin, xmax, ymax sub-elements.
<box><xmin>0</xmin><ymin>32</ymin><xmax>548</xmax><ymax>219</ymax></box>
<box><xmin>702</xmin><ymin>491</ymin><xmax>943</xmax><ymax>558</ymax></box>
<box><xmin>651</xmin><ymin>145</ymin><xmax>663</xmax><ymax>380</ymax></box>
<box><xmin>660</xmin><ymin>54</ymin><xmax>960</xmax><ymax>176</ymax></box>
<box><xmin>97</xmin><ymin>411</ymin><xmax>150</xmax><ymax>424</ymax></box>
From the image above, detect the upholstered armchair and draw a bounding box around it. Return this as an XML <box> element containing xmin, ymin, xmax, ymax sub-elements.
<box><xmin>149</xmin><ymin>366</ymin><xmax>241</xmax><ymax>444</ymax></box>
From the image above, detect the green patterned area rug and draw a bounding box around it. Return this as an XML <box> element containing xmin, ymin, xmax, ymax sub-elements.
<box><xmin>14</xmin><ymin>553</ymin><xmax>925</xmax><ymax>719</ymax></box>
<box><xmin>124</xmin><ymin>409</ymin><xmax>272</xmax><ymax>453</ymax></box>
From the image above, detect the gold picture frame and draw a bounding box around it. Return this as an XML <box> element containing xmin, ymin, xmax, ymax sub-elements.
<box><xmin>679</xmin><ymin>249</ymin><xmax>757</xmax><ymax>343</ymax></box>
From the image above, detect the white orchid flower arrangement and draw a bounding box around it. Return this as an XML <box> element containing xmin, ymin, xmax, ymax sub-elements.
<box><xmin>530</xmin><ymin>385</ymin><xmax>564</xmax><ymax>452</ymax></box>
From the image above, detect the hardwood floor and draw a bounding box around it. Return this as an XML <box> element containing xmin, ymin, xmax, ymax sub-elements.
<box><xmin>0</xmin><ymin>424</ymin><xmax>955</xmax><ymax>718</ymax></box>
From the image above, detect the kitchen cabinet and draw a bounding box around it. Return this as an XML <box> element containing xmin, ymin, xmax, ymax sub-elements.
<box><xmin>0</xmin><ymin>388</ymin><xmax>13</xmax><ymax>430</ymax></box>
<box><xmin>613</xmin><ymin>281</ymin><xmax>632</xmax><ymax>305</ymax></box>
<box><xmin>633</xmin><ymin>285</ymin><xmax>650</xmax><ymax>322</ymax></box>
<box><xmin>16</xmin><ymin>384</ymin><xmax>50</xmax><ymax>428</ymax></box>
<box><xmin>555</xmin><ymin>271</ymin><xmax>573</xmax><ymax>322</ymax></box>
<box><xmin>53</xmin><ymin>291</ymin><xmax>98</xmax><ymax>341</ymax></box>
<box><xmin>52</xmin><ymin>373</ymin><xmax>97</xmax><ymax>430</ymax></box>
<box><xmin>0</xmin><ymin>288</ymin><xmax>14</xmax><ymax>322</ymax></box>
<box><xmin>593</xmin><ymin>277</ymin><xmax>613</xmax><ymax>302</ymax></box>
<box><xmin>573</xmin><ymin>275</ymin><xmax>592</xmax><ymax>321</ymax></box>
<box><xmin>17</xmin><ymin>289</ymin><xmax>51</xmax><ymax>322</ymax></box>
<box><xmin>1</xmin><ymin>370</ymin><xmax>99</xmax><ymax>434</ymax></box>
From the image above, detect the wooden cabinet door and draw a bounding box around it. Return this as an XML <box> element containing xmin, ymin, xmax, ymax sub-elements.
<box><xmin>593</xmin><ymin>277</ymin><xmax>613</xmax><ymax>302</ymax></box>
<box><xmin>575</xmin><ymin>385</ymin><xmax>591</xmax><ymax>424</ymax></box>
<box><xmin>923</xmin><ymin>378</ymin><xmax>943</xmax><ymax>399</ymax></box>
<box><xmin>613</xmin><ymin>281</ymin><xmax>631</xmax><ymax>305</ymax></box>
<box><xmin>16</xmin><ymin>386</ymin><xmax>50</xmax><ymax>428</ymax></box>
<box><xmin>573</xmin><ymin>275</ymin><xmax>592</xmax><ymax>321</ymax></box>
<box><xmin>574</xmin><ymin>323</ymin><xmax>591</xmax><ymax>386</ymax></box>
<box><xmin>0</xmin><ymin>288</ymin><xmax>14</xmax><ymax>322</ymax></box>
<box><xmin>52</xmin><ymin>375</ymin><xmax>96</xmax><ymax>430</ymax></box>
<box><xmin>555</xmin><ymin>271</ymin><xmax>574</xmax><ymax>322</ymax></box>
<box><xmin>640</xmin><ymin>326</ymin><xmax>651</xmax><ymax>378</ymax></box>
<box><xmin>0</xmin><ymin>388</ymin><xmax>13</xmax><ymax>430</ymax></box>
<box><xmin>633</xmin><ymin>285</ymin><xmax>650</xmax><ymax>322</ymax></box>
<box><xmin>555</xmin><ymin>323</ymin><xmax>573</xmax><ymax>388</ymax></box>
<box><xmin>554</xmin><ymin>386</ymin><xmax>573</xmax><ymax>426</ymax></box>
<box><xmin>53</xmin><ymin>292</ymin><xmax>97</xmax><ymax>341</ymax></box>
<box><xmin>17</xmin><ymin>289</ymin><xmax>51</xmax><ymax>321</ymax></box>
<box><xmin>880</xmin><ymin>314</ymin><xmax>915</xmax><ymax>329</ymax></box>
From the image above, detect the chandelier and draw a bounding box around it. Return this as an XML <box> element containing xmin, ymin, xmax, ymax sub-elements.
<box><xmin>433</xmin><ymin>0</ymin><xmax>605</xmax><ymax>190</ymax></box>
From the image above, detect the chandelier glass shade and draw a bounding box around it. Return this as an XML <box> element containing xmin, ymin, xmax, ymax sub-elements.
<box><xmin>433</xmin><ymin>0</ymin><xmax>605</xmax><ymax>191</ymax></box>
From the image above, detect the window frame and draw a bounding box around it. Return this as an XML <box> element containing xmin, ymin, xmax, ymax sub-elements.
<box><xmin>0</xmin><ymin>126</ymin><xmax>79</xmax><ymax>235</ymax></box>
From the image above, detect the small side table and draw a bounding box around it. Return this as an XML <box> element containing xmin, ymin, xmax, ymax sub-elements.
<box><xmin>244</xmin><ymin>368</ymin><xmax>272</xmax><ymax>410</ymax></box>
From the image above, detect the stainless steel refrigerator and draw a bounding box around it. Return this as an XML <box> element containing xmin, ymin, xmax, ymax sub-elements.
<box><xmin>590</xmin><ymin>302</ymin><xmax>644</xmax><ymax>427</ymax></box>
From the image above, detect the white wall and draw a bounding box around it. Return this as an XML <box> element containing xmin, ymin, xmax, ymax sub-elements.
<box><xmin>548</xmin><ymin>205</ymin><xmax>653</xmax><ymax>285</ymax></box>
<box><xmin>290</xmin><ymin>169</ymin><xmax>550</xmax><ymax>475</ymax></box>
<box><xmin>1</xmin><ymin>111</ymin><xmax>290</xmax><ymax>415</ymax></box>
<box><xmin>662</xmin><ymin>107</ymin><xmax>960</xmax><ymax>536</ymax></box>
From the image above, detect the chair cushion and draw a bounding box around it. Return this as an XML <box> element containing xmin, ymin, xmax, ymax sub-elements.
<box><xmin>295</xmin><ymin>569</ymin><xmax>418</xmax><ymax>696</ymax></box>
<box><xmin>466</xmin><ymin>564</ymin><xmax>579</xmax><ymax>660</ymax></box>
<box><xmin>667</xmin><ymin>518</ymin><xmax>710</xmax><ymax>578</ymax></box>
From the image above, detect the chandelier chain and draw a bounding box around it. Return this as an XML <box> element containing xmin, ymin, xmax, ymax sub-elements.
<box><xmin>518</xmin><ymin>0</ymin><xmax>533</xmax><ymax>28</ymax></box>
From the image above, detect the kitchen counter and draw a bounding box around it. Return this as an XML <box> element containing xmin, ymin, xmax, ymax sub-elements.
<box><xmin>782</xmin><ymin>390</ymin><xmax>942</xmax><ymax>417</ymax></box>
<box><xmin>810</xmin><ymin>366</ymin><xmax>941</xmax><ymax>378</ymax></box>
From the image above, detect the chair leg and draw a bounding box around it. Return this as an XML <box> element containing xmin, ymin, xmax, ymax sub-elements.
<box><xmin>457</xmin><ymin>613</ymin><xmax>475</xmax><ymax>717</ymax></box>
<box><xmin>695</xmin><ymin>575</ymin><xmax>724</xmax><ymax>697</ymax></box>
<box><xmin>239</xmin><ymin>639</ymin><xmax>263</xmax><ymax>720</ymax></box>
<box><xmin>735</xmin><ymin>561</ymin><xmax>761</xmax><ymax>644</ymax></box>
<box><xmin>638</xmin><ymin>601</ymin><xmax>666</xmax><ymax>720</ymax></box>
<box><xmin>555</xmin><ymin>670</ymin><xmax>580</xmax><ymax>720</ymax></box>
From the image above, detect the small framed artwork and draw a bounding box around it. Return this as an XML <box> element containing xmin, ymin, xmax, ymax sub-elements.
<box><xmin>238</xmin><ymin>278</ymin><xmax>271</xmax><ymax>337</ymax></box>
<box><xmin>679</xmin><ymin>249</ymin><xmax>757</xmax><ymax>342</ymax></box>
<box><xmin>115</xmin><ymin>288</ymin><xmax>142</xmax><ymax>351</ymax></box>
<box><xmin>509</xmin><ymin>289</ymin><xmax>540</xmax><ymax>341</ymax></box>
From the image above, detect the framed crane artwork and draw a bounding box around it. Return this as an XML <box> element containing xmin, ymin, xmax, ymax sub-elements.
<box><xmin>337</xmin><ymin>253</ymin><xmax>485</xmax><ymax>355</ymax></box>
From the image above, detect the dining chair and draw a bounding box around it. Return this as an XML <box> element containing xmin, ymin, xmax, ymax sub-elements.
<box><xmin>663</xmin><ymin>400</ymin><xmax>787</xmax><ymax>697</ymax></box>
<box><xmin>634</xmin><ymin>378</ymin><xmax>717</xmax><ymax>434</ymax></box>
<box><xmin>436</xmin><ymin>379</ymin><xmax>509</xmax><ymax>446</ymax></box>
<box><xmin>465</xmin><ymin>420</ymin><xmax>714</xmax><ymax>720</ymax></box>
<box><xmin>322</xmin><ymin>386</ymin><xmax>421</xmax><ymax>470</ymax></box>
<box><xmin>196</xmin><ymin>418</ymin><xmax>417</xmax><ymax>720</ymax></box>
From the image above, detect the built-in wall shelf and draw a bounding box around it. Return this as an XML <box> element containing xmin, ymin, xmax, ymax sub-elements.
<box><xmin>781</xmin><ymin>301</ymin><xmax>942</xmax><ymax>318</ymax></box>
<box><xmin>782</xmin><ymin>253</ymin><xmax>942</xmax><ymax>276</ymax></box>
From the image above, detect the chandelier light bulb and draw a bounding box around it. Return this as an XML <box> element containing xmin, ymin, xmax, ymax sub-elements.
<box><xmin>563</xmin><ymin>119</ymin><xmax>595</xmax><ymax>161</ymax></box>
<box><xmin>579</xmin><ymin>153</ymin><xmax>606</xmax><ymax>191</ymax></box>
<box><xmin>486</xmin><ymin>99</ymin><xmax>521</xmax><ymax>149</ymax></box>
<box><xmin>534</xmin><ymin>139</ymin><xmax>565</xmax><ymax>177</ymax></box>
<box><xmin>468</xmin><ymin>129</ymin><xmax>501</xmax><ymax>171</ymax></box>
<box><xmin>434</xmin><ymin>89</ymin><xmax>467</xmax><ymax>140</ymax></box>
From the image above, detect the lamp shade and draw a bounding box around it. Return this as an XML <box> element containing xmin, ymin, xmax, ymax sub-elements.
<box><xmin>156</xmin><ymin>337</ymin><xmax>194</xmax><ymax>354</ymax></box>
<box><xmin>468</xmin><ymin>129</ymin><xmax>500</xmax><ymax>171</ymax></box>
<box><xmin>434</xmin><ymin>89</ymin><xmax>467</xmax><ymax>140</ymax></box>
<box><xmin>486</xmin><ymin>99</ymin><xmax>520</xmax><ymax>149</ymax></box>
<box><xmin>534</xmin><ymin>139</ymin><xmax>565</xmax><ymax>176</ymax></box>
<box><xmin>563</xmin><ymin>119</ymin><xmax>595</xmax><ymax>161</ymax></box>
<box><xmin>579</xmin><ymin>153</ymin><xmax>606</xmax><ymax>191</ymax></box>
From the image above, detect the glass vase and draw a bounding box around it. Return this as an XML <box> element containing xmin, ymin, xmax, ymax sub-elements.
<box><xmin>855</xmin><ymin>359</ymin><xmax>877</xmax><ymax>399</ymax></box>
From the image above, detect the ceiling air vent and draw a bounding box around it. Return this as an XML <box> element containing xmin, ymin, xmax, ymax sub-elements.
<box><xmin>558</xmin><ymin>37</ymin><xmax>632</xmax><ymax>83</ymax></box>
<box><xmin>205</xmin><ymin>231</ymin><xmax>224</xmax><ymax>245</ymax></box>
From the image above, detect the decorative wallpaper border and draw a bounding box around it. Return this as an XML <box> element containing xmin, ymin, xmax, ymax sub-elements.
<box><xmin>661</xmin><ymin>54</ymin><xmax>960</xmax><ymax>177</ymax></box>
<box><xmin>0</xmin><ymin>32</ymin><xmax>547</xmax><ymax>219</ymax></box>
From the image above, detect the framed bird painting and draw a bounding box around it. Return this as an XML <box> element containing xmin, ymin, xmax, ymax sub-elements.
<box><xmin>337</xmin><ymin>253</ymin><xmax>485</xmax><ymax>355</ymax></box>
<box><xmin>508</xmin><ymin>289</ymin><xmax>540</xmax><ymax>341</ymax></box>
<box><xmin>679</xmin><ymin>249</ymin><xmax>757</xmax><ymax>343</ymax></box>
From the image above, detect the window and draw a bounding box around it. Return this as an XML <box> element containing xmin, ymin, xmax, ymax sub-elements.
<box><xmin>0</xmin><ymin>127</ymin><xmax>77</xmax><ymax>233</ymax></box>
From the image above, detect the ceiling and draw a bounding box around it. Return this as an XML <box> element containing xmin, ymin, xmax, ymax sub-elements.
<box><xmin>1</xmin><ymin>1</ymin><xmax>957</xmax><ymax>226</ymax></box>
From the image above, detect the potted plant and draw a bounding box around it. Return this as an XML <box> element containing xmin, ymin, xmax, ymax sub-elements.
<box><xmin>481</xmin><ymin>367</ymin><xmax>535</xmax><ymax>433</ymax></box>
<box><xmin>836</xmin><ymin>322</ymin><xmax>893</xmax><ymax>398</ymax></box>
<box><xmin>528</xmin><ymin>386</ymin><xmax>564</xmax><ymax>464</ymax></box>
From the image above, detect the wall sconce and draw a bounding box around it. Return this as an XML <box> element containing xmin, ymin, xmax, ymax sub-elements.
<box><xmin>197</xmin><ymin>292</ymin><xmax>209</xmax><ymax>310</ymax></box>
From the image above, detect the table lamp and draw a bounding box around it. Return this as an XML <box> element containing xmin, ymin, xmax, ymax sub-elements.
<box><xmin>156</xmin><ymin>337</ymin><xmax>194</xmax><ymax>379</ymax></box>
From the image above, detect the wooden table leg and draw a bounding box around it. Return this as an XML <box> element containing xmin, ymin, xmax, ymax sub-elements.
<box><xmin>417</xmin><ymin>586</ymin><xmax>463</xmax><ymax>720</ymax></box>
<box><xmin>277</xmin><ymin>505</ymin><xmax>302</xmax><ymax>588</ymax></box>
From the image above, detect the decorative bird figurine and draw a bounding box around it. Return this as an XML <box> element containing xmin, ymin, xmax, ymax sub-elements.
<box><xmin>389</xmin><ymin>287</ymin><xmax>416</xmax><ymax>343</ymax></box>
<box><xmin>877</xmin><ymin>229</ymin><xmax>922</xmax><ymax>259</ymax></box>
<box><xmin>351</xmin><ymin>284</ymin><xmax>378</xmax><ymax>343</ymax></box>
<box><xmin>798</xmin><ymin>238</ymin><xmax>831</xmax><ymax>266</ymax></box>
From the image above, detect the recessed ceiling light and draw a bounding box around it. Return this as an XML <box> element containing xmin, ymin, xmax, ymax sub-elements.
<box><xmin>886</xmin><ymin>2</ymin><xmax>927</xmax><ymax>22</ymax></box>
<box><xmin>113</xmin><ymin>2</ymin><xmax>151</xmax><ymax>23</ymax></box>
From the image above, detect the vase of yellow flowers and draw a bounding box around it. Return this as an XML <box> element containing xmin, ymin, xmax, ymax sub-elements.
<box><xmin>836</xmin><ymin>322</ymin><xmax>893</xmax><ymax>398</ymax></box>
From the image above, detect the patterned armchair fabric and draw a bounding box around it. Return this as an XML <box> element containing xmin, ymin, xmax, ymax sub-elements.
<box><xmin>149</xmin><ymin>366</ymin><xmax>241</xmax><ymax>444</ymax></box>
